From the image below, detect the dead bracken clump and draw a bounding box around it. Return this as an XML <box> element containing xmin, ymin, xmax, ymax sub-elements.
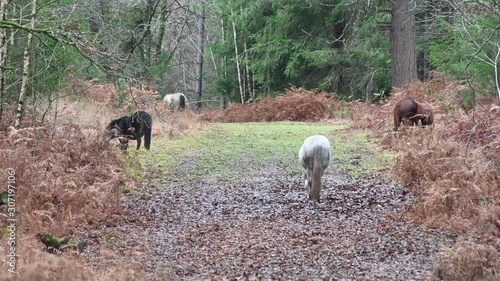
<box><xmin>350</xmin><ymin>73</ymin><xmax>499</xmax><ymax>231</ymax></box>
<box><xmin>0</xmin><ymin>106</ymin><xmax>141</xmax><ymax>279</ymax></box>
<box><xmin>69</xmin><ymin>78</ymin><xmax>119</xmax><ymax>104</ymax></box>
<box><xmin>200</xmin><ymin>87</ymin><xmax>340</xmax><ymax>122</ymax></box>
<box><xmin>0</xmin><ymin>122</ymin><xmax>128</xmax><ymax>234</ymax></box>
<box><xmin>386</xmin><ymin>95</ymin><xmax>499</xmax><ymax>234</ymax></box>
<box><xmin>433</xmin><ymin>241</ymin><xmax>499</xmax><ymax>281</ymax></box>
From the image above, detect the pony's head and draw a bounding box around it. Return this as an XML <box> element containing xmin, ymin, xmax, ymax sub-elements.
<box><xmin>105</xmin><ymin>121</ymin><xmax>121</xmax><ymax>139</ymax></box>
<box><xmin>105</xmin><ymin>116</ymin><xmax>129</xmax><ymax>140</ymax></box>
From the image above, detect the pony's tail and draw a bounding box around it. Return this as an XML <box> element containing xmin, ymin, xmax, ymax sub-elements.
<box><xmin>393</xmin><ymin>101</ymin><xmax>400</xmax><ymax>131</ymax></box>
<box><xmin>179</xmin><ymin>95</ymin><xmax>186</xmax><ymax>110</ymax></box>
<box><xmin>311</xmin><ymin>146</ymin><xmax>323</xmax><ymax>201</ymax></box>
<box><xmin>144</xmin><ymin>120</ymin><xmax>152</xmax><ymax>150</ymax></box>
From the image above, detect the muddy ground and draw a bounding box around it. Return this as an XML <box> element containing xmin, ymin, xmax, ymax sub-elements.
<box><xmin>77</xmin><ymin>152</ymin><xmax>457</xmax><ymax>280</ymax></box>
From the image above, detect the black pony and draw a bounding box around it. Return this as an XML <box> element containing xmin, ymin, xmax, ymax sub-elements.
<box><xmin>106</xmin><ymin>111</ymin><xmax>152</xmax><ymax>150</ymax></box>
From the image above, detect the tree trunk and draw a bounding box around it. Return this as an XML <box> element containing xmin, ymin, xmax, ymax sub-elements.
<box><xmin>122</xmin><ymin>0</ymin><xmax>159</xmax><ymax>61</ymax></box>
<box><xmin>142</xmin><ymin>0</ymin><xmax>157</xmax><ymax>67</ymax></box>
<box><xmin>195</xmin><ymin>1</ymin><xmax>205</xmax><ymax>112</ymax></box>
<box><xmin>391</xmin><ymin>0</ymin><xmax>418</xmax><ymax>88</ymax></box>
<box><xmin>494</xmin><ymin>46</ymin><xmax>500</xmax><ymax>99</ymax></box>
<box><xmin>221</xmin><ymin>19</ymin><xmax>228</xmax><ymax>108</ymax></box>
<box><xmin>143</xmin><ymin>28</ymin><xmax>152</xmax><ymax>66</ymax></box>
<box><xmin>332</xmin><ymin>13</ymin><xmax>348</xmax><ymax>94</ymax></box>
<box><xmin>244</xmin><ymin>39</ymin><xmax>254</xmax><ymax>100</ymax></box>
<box><xmin>15</xmin><ymin>0</ymin><xmax>37</xmax><ymax>129</ymax></box>
<box><xmin>154</xmin><ymin>3</ymin><xmax>168</xmax><ymax>64</ymax></box>
<box><xmin>0</xmin><ymin>0</ymin><xmax>8</xmax><ymax>122</ymax></box>
<box><xmin>421</xmin><ymin>0</ymin><xmax>429</xmax><ymax>81</ymax></box>
<box><xmin>232</xmin><ymin>20</ymin><xmax>244</xmax><ymax>104</ymax></box>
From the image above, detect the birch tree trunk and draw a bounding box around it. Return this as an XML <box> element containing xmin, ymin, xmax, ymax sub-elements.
<box><xmin>232</xmin><ymin>20</ymin><xmax>244</xmax><ymax>104</ymax></box>
<box><xmin>244</xmin><ymin>39</ymin><xmax>254</xmax><ymax>100</ymax></box>
<box><xmin>15</xmin><ymin>0</ymin><xmax>37</xmax><ymax>129</ymax></box>
<box><xmin>194</xmin><ymin>1</ymin><xmax>205</xmax><ymax>112</ymax></box>
<box><xmin>221</xmin><ymin>19</ymin><xmax>228</xmax><ymax>109</ymax></box>
<box><xmin>0</xmin><ymin>0</ymin><xmax>8</xmax><ymax>122</ymax></box>
<box><xmin>494</xmin><ymin>46</ymin><xmax>500</xmax><ymax>100</ymax></box>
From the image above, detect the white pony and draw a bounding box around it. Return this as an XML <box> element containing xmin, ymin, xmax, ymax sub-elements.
<box><xmin>163</xmin><ymin>93</ymin><xmax>187</xmax><ymax>111</ymax></box>
<box><xmin>298</xmin><ymin>135</ymin><xmax>331</xmax><ymax>201</ymax></box>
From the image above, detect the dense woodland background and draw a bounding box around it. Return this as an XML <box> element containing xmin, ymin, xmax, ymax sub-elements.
<box><xmin>0</xmin><ymin>0</ymin><xmax>499</xmax><ymax>125</ymax></box>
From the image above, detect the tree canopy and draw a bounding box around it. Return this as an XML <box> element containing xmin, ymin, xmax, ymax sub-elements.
<box><xmin>0</xmin><ymin>0</ymin><xmax>499</xmax><ymax>122</ymax></box>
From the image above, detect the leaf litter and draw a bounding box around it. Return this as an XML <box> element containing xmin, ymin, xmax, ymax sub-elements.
<box><xmin>80</xmin><ymin>157</ymin><xmax>457</xmax><ymax>280</ymax></box>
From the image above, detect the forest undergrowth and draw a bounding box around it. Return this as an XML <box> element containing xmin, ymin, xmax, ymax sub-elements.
<box><xmin>350</xmin><ymin>72</ymin><xmax>499</xmax><ymax>280</ymax></box>
<box><xmin>0</xmin><ymin>80</ymin><xmax>200</xmax><ymax>280</ymax></box>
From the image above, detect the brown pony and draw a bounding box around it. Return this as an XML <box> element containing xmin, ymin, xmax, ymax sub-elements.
<box><xmin>393</xmin><ymin>98</ymin><xmax>434</xmax><ymax>131</ymax></box>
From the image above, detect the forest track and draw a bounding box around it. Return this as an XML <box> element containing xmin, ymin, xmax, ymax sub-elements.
<box><xmin>81</xmin><ymin>123</ymin><xmax>457</xmax><ymax>280</ymax></box>
<box><xmin>122</xmin><ymin>167</ymin><xmax>455</xmax><ymax>280</ymax></box>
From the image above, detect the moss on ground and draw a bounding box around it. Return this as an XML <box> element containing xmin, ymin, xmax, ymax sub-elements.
<box><xmin>122</xmin><ymin>149</ymin><xmax>146</xmax><ymax>180</ymax></box>
<box><xmin>132</xmin><ymin>122</ymin><xmax>396</xmax><ymax>182</ymax></box>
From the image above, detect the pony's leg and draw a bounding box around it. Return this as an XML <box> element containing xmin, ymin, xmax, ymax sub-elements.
<box><xmin>394</xmin><ymin>118</ymin><xmax>401</xmax><ymax>131</ymax></box>
<box><xmin>394</xmin><ymin>110</ymin><xmax>402</xmax><ymax>131</ymax></box>
<box><xmin>136</xmin><ymin>135</ymin><xmax>142</xmax><ymax>150</ymax></box>
<box><xmin>395</xmin><ymin>116</ymin><xmax>405</xmax><ymax>130</ymax></box>
<box><xmin>304</xmin><ymin>179</ymin><xmax>309</xmax><ymax>198</ymax></box>
<box><xmin>144</xmin><ymin>126</ymin><xmax>152</xmax><ymax>150</ymax></box>
<box><xmin>303</xmin><ymin>171</ymin><xmax>311</xmax><ymax>200</ymax></box>
<box><xmin>134</xmin><ymin>122</ymin><xmax>147</xmax><ymax>150</ymax></box>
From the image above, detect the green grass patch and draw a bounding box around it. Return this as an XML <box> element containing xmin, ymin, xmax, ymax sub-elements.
<box><xmin>0</xmin><ymin>228</ymin><xmax>10</xmax><ymax>235</ymax></box>
<box><xmin>104</xmin><ymin>232</ymin><xmax>115</xmax><ymax>243</ymax></box>
<box><xmin>121</xmin><ymin>188</ymin><xmax>131</xmax><ymax>194</ymax></box>
<box><xmin>122</xmin><ymin>150</ymin><xmax>146</xmax><ymax>180</ymax></box>
<box><xmin>331</xmin><ymin>131</ymin><xmax>396</xmax><ymax>178</ymax></box>
<box><xmin>133</xmin><ymin>122</ymin><xmax>396</xmax><ymax>183</ymax></box>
